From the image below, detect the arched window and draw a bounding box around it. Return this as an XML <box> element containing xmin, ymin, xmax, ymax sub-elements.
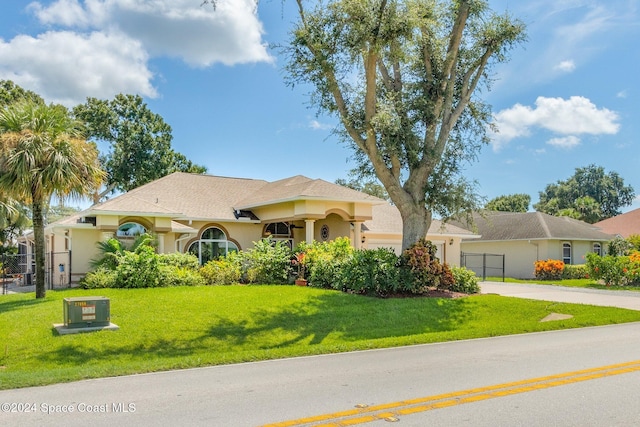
<box><xmin>188</xmin><ymin>227</ymin><xmax>238</xmax><ymax>265</ymax></box>
<box><xmin>562</xmin><ymin>242</ymin><xmax>572</xmax><ymax>264</ymax></box>
<box><xmin>593</xmin><ymin>242</ymin><xmax>602</xmax><ymax>256</ymax></box>
<box><xmin>117</xmin><ymin>222</ymin><xmax>146</xmax><ymax>237</ymax></box>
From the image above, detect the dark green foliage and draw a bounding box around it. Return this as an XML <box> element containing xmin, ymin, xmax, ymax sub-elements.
<box><xmin>399</xmin><ymin>239</ymin><xmax>455</xmax><ymax>292</ymax></box>
<box><xmin>485</xmin><ymin>193</ymin><xmax>531</xmax><ymax>212</ymax></box>
<box><xmin>0</xmin><ymin>80</ymin><xmax>44</xmax><ymax>108</ymax></box>
<box><xmin>338</xmin><ymin>248</ymin><xmax>401</xmax><ymax>296</ymax></box>
<box><xmin>113</xmin><ymin>246</ymin><xmax>162</xmax><ymax>288</ymax></box>
<box><xmin>534</xmin><ymin>164</ymin><xmax>635</xmax><ymax>223</ymax></box>
<box><xmin>73</xmin><ymin>94</ymin><xmax>206</xmax><ymax>200</ymax></box>
<box><xmin>243</xmin><ymin>238</ymin><xmax>293</xmax><ymax>284</ymax></box>
<box><xmin>84</xmin><ymin>234</ymin><xmax>201</xmax><ymax>288</ymax></box>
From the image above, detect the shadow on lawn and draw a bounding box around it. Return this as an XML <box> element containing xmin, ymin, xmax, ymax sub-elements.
<box><xmin>36</xmin><ymin>292</ymin><xmax>475</xmax><ymax>367</ymax></box>
<box><xmin>205</xmin><ymin>292</ymin><xmax>474</xmax><ymax>348</ymax></box>
<box><xmin>0</xmin><ymin>296</ymin><xmax>46</xmax><ymax>314</ymax></box>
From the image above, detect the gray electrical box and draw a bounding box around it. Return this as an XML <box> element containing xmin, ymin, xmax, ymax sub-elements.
<box><xmin>63</xmin><ymin>297</ymin><xmax>111</xmax><ymax>328</ymax></box>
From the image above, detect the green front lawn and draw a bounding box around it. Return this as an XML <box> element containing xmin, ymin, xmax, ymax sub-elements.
<box><xmin>2</xmin><ymin>285</ymin><xmax>640</xmax><ymax>390</ymax></box>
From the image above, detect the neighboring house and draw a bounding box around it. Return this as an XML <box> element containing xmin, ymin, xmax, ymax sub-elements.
<box><xmin>19</xmin><ymin>172</ymin><xmax>474</xmax><ymax>286</ymax></box>
<box><xmin>453</xmin><ymin>211</ymin><xmax>615</xmax><ymax>279</ymax></box>
<box><xmin>593</xmin><ymin>208</ymin><xmax>640</xmax><ymax>238</ymax></box>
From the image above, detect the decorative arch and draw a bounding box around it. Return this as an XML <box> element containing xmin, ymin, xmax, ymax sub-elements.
<box><xmin>118</xmin><ymin>216</ymin><xmax>153</xmax><ymax>232</ymax></box>
<box><xmin>324</xmin><ymin>208</ymin><xmax>351</xmax><ymax>221</ymax></box>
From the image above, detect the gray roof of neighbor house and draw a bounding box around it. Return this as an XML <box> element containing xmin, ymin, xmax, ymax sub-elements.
<box><xmin>594</xmin><ymin>208</ymin><xmax>640</xmax><ymax>238</ymax></box>
<box><xmin>363</xmin><ymin>203</ymin><xmax>479</xmax><ymax>237</ymax></box>
<box><xmin>59</xmin><ymin>172</ymin><xmax>385</xmax><ymax>223</ymax></box>
<box><xmin>453</xmin><ymin>211</ymin><xmax>615</xmax><ymax>242</ymax></box>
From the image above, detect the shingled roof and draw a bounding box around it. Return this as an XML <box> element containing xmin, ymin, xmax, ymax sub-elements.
<box><xmin>69</xmin><ymin>172</ymin><xmax>384</xmax><ymax>222</ymax></box>
<box><xmin>594</xmin><ymin>208</ymin><xmax>640</xmax><ymax>238</ymax></box>
<box><xmin>453</xmin><ymin>211</ymin><xmax>615</xmax><ymax>241</ymax></box>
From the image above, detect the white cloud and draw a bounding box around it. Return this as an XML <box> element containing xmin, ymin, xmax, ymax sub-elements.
<box><xmin>490</xmin><ymin>96</ymin><xmax>619</xmax><ymax>151</ymax></box>
<box><xmin>0</xmin><ymin>31</ymin><xmax>156</xmax><ymax>106</ymax></box>
<box><xmin>3</xmin><ymin>0</ymin><xmax>272</xmax><ymax>105</ymax></box>
<box><xmin>554</xmin><ymin>60</ymin><xmax>575</xmax><ymax>73</ymax></box>
<box><xmin>617</xmin><ymin>90</ymin><xmax>628</xmax><ymax>98</ymax></box>
<box><xmin>309</xmin><ymin>120</ymin><xmax>332</xmax><ymax>131</ymax></box>
<box><xmin>547</xmin><ymin>135</ymin><xmax>581</xmax><ymax>149</ymax></box>
<box><xmin>30</xmin><ymin>0</ymin><xmax>272</xmax><ymax>67</ymax></box>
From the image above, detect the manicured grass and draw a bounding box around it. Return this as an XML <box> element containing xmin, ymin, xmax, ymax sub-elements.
<box><xmin>486</xmin><ymin>276</ymin><xmax>640</xmax><ymax>291</ymax></box>
<box><xmin>2</xmin><ymin>285</ymin><xmax>640</xmax><ymax>390</ymax></box>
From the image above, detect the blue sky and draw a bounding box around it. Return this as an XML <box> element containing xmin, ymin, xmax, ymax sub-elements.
<box><xmin>1</xmin><ymin>0</ymin><xmax>638</xmax><ymax>212</ymax></box>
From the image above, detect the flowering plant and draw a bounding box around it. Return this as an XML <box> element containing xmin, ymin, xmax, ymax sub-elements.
<box><xmin>292</xmin><ymin>252</ymin><xmax>306</xmax><ymax>279</ymax></box>
<box><xmin>534</xmin><ymin>259</ymin><xmax>565</xmax><ymax>281</ymax></box>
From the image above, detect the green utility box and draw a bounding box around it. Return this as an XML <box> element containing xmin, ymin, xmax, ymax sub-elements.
<box><xmin>63</xmin><ymin>297</ymin><xmax>111</xmax><ymax>328</ymax></box>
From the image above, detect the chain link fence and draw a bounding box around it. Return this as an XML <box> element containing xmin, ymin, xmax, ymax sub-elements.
<box><xmin>1</xmin><ymin>251</ymin><xmax>71</xmax><ymax>294</ymax></box>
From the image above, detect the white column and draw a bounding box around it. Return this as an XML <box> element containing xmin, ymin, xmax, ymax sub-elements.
<box><xmin>305</xmin><ymin>219</ymin><xmax>315</xmax><ymax>243</ymax></box>
<box><xmin>157</xmin><ymin>233</ymin><xmax>165</xmax><ymax>253</ymax></box>
<box><xmin>353</xmin><ymin>221</ymin><xmax>362</xmax><ymax>250</ymax></box>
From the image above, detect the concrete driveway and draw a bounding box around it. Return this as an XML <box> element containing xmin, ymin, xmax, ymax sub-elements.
<box><xmin>480</xmin><ymin>281</ymin><xmax>640</xmax><ymax>311</ymax></box>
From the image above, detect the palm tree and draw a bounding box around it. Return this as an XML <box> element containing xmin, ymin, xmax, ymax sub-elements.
<box><xmin>0</xmin><ymin>101</ymin><xmax>105</xmax><ymax>298</ymax></box>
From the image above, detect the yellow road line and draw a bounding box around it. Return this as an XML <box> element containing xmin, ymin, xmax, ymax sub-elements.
<box><xmin>261</xmin><ymin>359</ymin><xmax>640</xmax><ymax>427</ymax></box>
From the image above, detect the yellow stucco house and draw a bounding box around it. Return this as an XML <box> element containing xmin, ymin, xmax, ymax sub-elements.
<box><xmin>25</xmin><ymin>172</ymin><xmax>476</xmax><ymax>286</ymax></box>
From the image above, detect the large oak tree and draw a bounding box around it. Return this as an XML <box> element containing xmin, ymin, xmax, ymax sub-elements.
<box><xmin>282</xmin><ymin>0</ymin><xmax>526</xmax><ymax>249</ymax></box>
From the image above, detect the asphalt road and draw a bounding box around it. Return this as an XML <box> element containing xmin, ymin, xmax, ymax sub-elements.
<box><xmin>2</xmin><ymin>321</ymin><xmax>640</xmax><ymax>426</ymax></box>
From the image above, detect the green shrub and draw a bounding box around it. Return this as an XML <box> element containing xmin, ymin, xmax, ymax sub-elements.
<box><xmin>339</xmin><ymin>248</ymin><xmax>401</xmax><ymax>296</ymax></box>
<box><xmin>562</xmin><ymin>264</ymin><xmax>589</xmax><ymax>279</ymax></box>
<box><xmin>299</xmin><ymin>237</ymin><xmax>354</xmax><ymax>288</ymax></box>
<box><xmin>627</xmin><ymin>235</ymin><xmax>640</xmax><ymax>252</ymax></box>
<box><xmin>242</xmin><ymin>238</ymin><xmax>292</xmax><ymax>284</ymax></box>
<box><xmin>113</xmin><ymin>245</ymin><xmax>162</xmax><ymax>288</ymax></box>
<box><xmin>398</xmin><ymin>239</ymin><xmax>454</xmax><ymax>292</ymax></box>
<box><xmin>585</xmin><ymin>252</ymin><xmax>631</xmax><ymax>286</ymax></box>
<box><xmin>158</xmin><ymin>252</ymin><xmax>200</xmax><ymax>270</ymax></box>
<box><xmin>160</xmin><ymin>266</ymin><xmax>206</xmax><ymax>287</ymax></box>
<box><xmin>200</xmin><ymin>252</ymin><xmax>243</xmax><ymax>285</ymax></box>
<box><xmin>80</xmin><ymin>268</ymin><xmax>117</xmax><ymax>289</ymax></box>
<box><xmin>608</xmin><ymin>236</ymin><xmax>633</xmax><ymax>257</ymax></box>
<box><xmin>450</xmin><ymin>266</ymin><xmax>480</xmax><ymax>294</ymax></box>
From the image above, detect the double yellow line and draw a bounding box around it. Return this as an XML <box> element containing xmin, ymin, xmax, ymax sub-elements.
<box><xmin>262</xmin><ymin>359</ymin><xmax>640</xmax><ymax>427</ymax></box>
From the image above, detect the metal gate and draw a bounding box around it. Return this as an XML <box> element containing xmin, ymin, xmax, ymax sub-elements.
<box><xmin>1</xmin><ymin>251</ymin><xmax>71</xmax><ymax>293</ymax></box>
<box><xmin>460</xmin><ymin>252</ymin><xmax>505</xmax><ymax>281</ymax></box>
